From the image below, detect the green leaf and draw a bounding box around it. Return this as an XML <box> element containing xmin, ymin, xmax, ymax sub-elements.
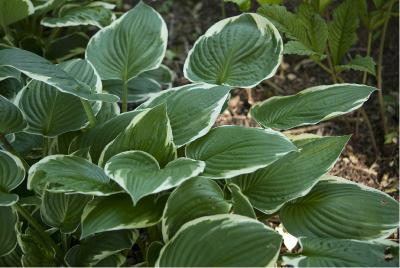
<box><xmin>184</xmin><ymin>13</ymin><xmax>282</xmax><ymax>87</ymax></box>
<box><xmin>28</xmin><ymin>154</ymin><xmax>121</xmax><ymax>196</ymax></box>
<box><xmin>0</xmin><ymin>246</ymin><xmax>22</xmax><ymax>267</ymax></box>
<box><xmin>65</xmin><ymin>230</ymin><xmax>136</xmax><ymax>266</ymax></box>
<box><xmin>224</xmin><ymin>0</ymin><xmax>251</xmax><ymax>11</ymax></box>
<box><xmin>336</xmin><ymin>55</ymin><xmax>376</xmax><ymax>76</ymax></box>
<box><xmin>0</xmin><ymin>0</ymin><xmax>34</xmax><ymax>26</ymax></box>
<box><xmin>140</xmin><ymin>64</ymin><xmax>174</xmax><ymax>87</ymax></box>
<box><xmin>41</xmin><ymin>2</ymin><xmax>115</xmax><ymax>28</ymax></box>
<box><xmin>138</xmin><ymin>83</ymin><xmax>231</xmax><ymax>147</ymax></box>
<box><xmin>251</xmin><ymin>83</ymin><xmax>376</xmax><ymax>130</ymax></box>
<box><xmin>86</xmin><ymin>2</ymin><xmax>167</xmax><ymax>81</ymax></box>
<box><xmin>228</xmin><ymin>183</ymin><xmax>256</xmax><ymax>219</ymax></box>
<box><xmin>232</xmin><ymin>136</ymin><xmax>349</xmax><ymax>214</ymax></box>
<box><xmin>103</xmin><ymin>77</ymin><xmax>161</xmax><ymax>104</ymax></box>
<box><xmin>0</xmin><ymin>207</ymin><xmax>17</xmax><ymax>257</ymax></box>
<box><xmin>99</xmin><ymin>104</ymin><xmax>177</xmax><ymax>167</ymax></box>
<box><xmin>156</xmin><ymin>215</ymin><xmax>282</xmax><ymax>267</ymax></box>
<box><xmin>95</xmin><ymin>253</ymin><xmax>126</xmax><ymax>267</ymax></box>
<box><xmin>105</xmin><ymin>150</ymin><xmax>204</xmax><ymax>204</ymax></box>
<box><xmin>45</xmin><ymin>32</ymin><xmax>89</xmax><ymax>61</ymax></box>
<box><xmin>32</xmin><ymin>0</ymin><xmax>68</xmax><ymax>16</ymax></box>
<box><xmin>186</xmin><ymin>125</ymin><xmax>297</xmax><ymax>179</ymax></box>
<box><xmin>282</xmin><ymin>237</ymin><xmax>399</xmax><ymax>267</ymax></box>
<box><xmin>0</xmin><ymin>66</ymin><xmax>20</xmax><ymax>81</ymax></box>
<box><xmin>280</xmin><ymin>175</ymin><xmax>400</xmax><ymax>240</ymax></box>
<box><xmin>328</xmin><ymin>0</ymin><xmax>359</xmax><ymax>65</ymax></box>
<box><xmin>81</xmin><ymin>193</ymin><xmax>165</xmax><ymax>238</ymax></box>
<box><xmin>257</xmin><ymin>0</ymin><xmax>283</xmax><ymax>4</ymax></box>
<box><xmin>162</xmin><ymin>177</ymin><xmax>231</xmax><ymax>241</ymax></box>
<box><xmin>9</xmin><ymin>132</ymin><xmax>42</xmax><ymax>159</ymax></box>
<box><xmin>0</xmin><ymin>95</ymin><xmax>26</xmax><ymax>135</ymax></box>
<box><xmin>283</xmin><ymin>41</ymin><xmax>318</xmax><ymax>56</ymax></box>
<box><xmin>146</xmin><ymin>241</ymin><xmax>164</xmax><ymax>267</ymax></box>
<box><xmin>0</xmin><ymin>48</ymin><xmax>118</xmax><ymax>102</ymax></box>
<box><xmin>0</xmin><ymin>150</ymin><xmax>25</xmax><ymax>206</ymax></box>
<box><xmin>40</xmin><ymin>190</ymin><xmax>92</xmax><ymax>233</ymax></box>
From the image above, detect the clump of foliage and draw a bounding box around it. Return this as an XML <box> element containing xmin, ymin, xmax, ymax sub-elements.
<box><xmin>0</xmin><ymin>1</ymin><xmax>399</xmax><ymax>267</ymax></box>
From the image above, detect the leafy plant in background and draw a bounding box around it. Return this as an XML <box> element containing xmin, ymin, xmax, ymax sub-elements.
<box><xmin>0</xmin><ymin>1</ymin><xmax>399</xmax><ymax>267</ymax></box>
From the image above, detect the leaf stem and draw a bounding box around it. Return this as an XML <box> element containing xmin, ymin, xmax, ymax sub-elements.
<box><xmin>81</xmin><ymin>99</ymin><xmax>97</xmax><ymax>128</ymax></box>
<box><xmin>325</xmin><ymin>47</ymin><xmax>338</xmax><ymax>83</ymax></box>
<box><xmin>13</xmin><ymin>204</ymin><xmax>66</xmax><ymax>265</ymax></box>
<box><xmin>122</xmin><ymin>79</ymin><xmax>128</xmax><ymax>113</ymax></box>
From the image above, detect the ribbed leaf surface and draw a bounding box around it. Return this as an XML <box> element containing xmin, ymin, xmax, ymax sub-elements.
<box><xmin>0</xmin><ymin>96</ymin><xmax>26</xmax><ymax>134</ymax></box>
<box><xmin>0</xmin><ymin>207</ymin><xmax>17</xmax><ymax>257</ymax></box>
<box><xmin>228</xmin><ymin>183</ymin><xmax>256</xmax><ymax>218</ymax></box>
<box><xmin>0</xmin><ymin>150</ymin><xmax>25</xmax><ymax>206</ymax></box>
<box><xmin>184</xmin><ymin>13</ymin><xmax>282</xmax><ymax>87</ymax></box>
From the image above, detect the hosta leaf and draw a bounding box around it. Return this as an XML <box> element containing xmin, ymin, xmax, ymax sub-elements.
<box><xmin>280</xmin><ymin>175</ymin><xmax>400</xmax><ymax>240</ymax></box>
<box><xmin>105</xmin><ymin>150</ymin><xmax>204</xmax><ymax>205</ymax></box>
<box><xmin>10</xmin><ymin>132</ymin><xmax>42</xmax><ymax>159</ymax></box>
<box><xmin>28</xmin><ymin>155</ymin><xmax>121</xmax><ymax>196</ymax></box>
<box><xmin>184</xmin><ymin>13</ymin><xmax>282</xmax><ymax>87</ymax></box>
<box><xmin>0</xmin><ymin>96</ymin><xmax>26</xmax><ymax>134</ymax></box>
<box><xmin>328</xmin><ymin>0</ymin><xmax>359</xmax><ymax>65</ymax></box>
<box><xmin>65</xmin><ymin>230</ymin><xmax>136</xmax><ymax>266</ymax></box>
<box><xmin>40</xmin><ymin>191</ymin><xmax>92</xmax><ymax>233</ymax></box>
<box><xmin>45</xmin><ymin>32</ymin><xmax>89</xmax><ymax>61</ymax></box>
<box><xmin>103</xmin><ymin>77</ymin><xmax>161</xmax><ymax>104</ymax></box>
<box><xmin>156</xmin><ymin>215</ymin><xmax>282</xmax><ymax>267</ymax></box>
<box><xmin>146</xmin><ymin>242</ymin><xmax>164</xmax><ymax>267</ymax></box>
<box><xmin>0</xmin><ymin>207</ymin><xmax>17</xmax><ymax>257</ymax></box>
<box><xmin>336</xmin><ymin>55</ymin><xmax>376</xmax><ymax>76</ymax></box>
<box><xmin>94</xmin><ymin>101</ymin><xmax>120</xmax><ymax>124</ymax></box>
<box><xmin>232</xmin><ymin>136</ymin><xmax>349</xmax><ymax>214</ymax></box>
<box><xmin>138</xmin><ymin>84</ymin><xmax>231</xmax><ymax>147</ymax></box>
<box><xmin>228</xmin><ymin>183</ymin><xmax>256</xmax><ymax>219</ymax></box>
<box><xmin>0</xmin><ymin>48</ymin><xmax>117</xmax><ymax>102</ymax></box>
<box><xmin>95</xmin><ymin>253</ymin><xmax>126</xmax><ymax>267</ymax></box>
<box><xmin>41</xmin><ymin>2</ymin><xmax>115</xmax><ymax>28</ymax></box>
<box><xmin>86</xmin><ymin>2</ymin><xmax>167</xmax><ymax>81</ymax></box>
<box><xmin>32</xmin><ymin>0</ymin><xmax>68</xmax><ymax>16</ymax></box>
<box><xmin>0</xmin><ymin>66</ymin><xmax>20</xmax><ymax>81</ymax></box>
<box><xmin>81</xmin><ymin>193</ymin><xmax>165</xmax><ymax>238</ymax></box>
<box><xmin>99</xmin><ymin>104</ymin><xmax>176</xmax><ymax>167</ymax></box>
<box><xmin>0</xmin><ymin>0</ymin><xmax>34</xmax><ymax>26</ymax></box>
<box><xmin>0</xmin><ymin>150</ymin><xmax>25</xmax><ymax>206</ymax></box>
<box><xmin>186</xmin><ymin>125</ymin><xmax>297</xmax><ymax>179</ymax></box>
<box><xmin>0</xmin><ymin>78</ymin><xmax>23</xmax><ymax>100</ymax></box>
<box><xmin>251</xmin><ymin>84</ymin><xmax>376</xmax><ymax>130</ymax></box>
<box><xmin>0</xmin><ymin>246</ymin><xmax>22</xmax><ymax>267</ymax></box>
<box><xmin>162</xmin><ymin>177</ymin><xmax>231</xmax><ymax>241</ymax></box>
<box><xmin>141</xmin><ymin>64</ymin><xmax>174</xmax><ymax>87</ymax></box>
<box><xmin>282</xmin><ymin>237</ymin><xmax>399</xmax><ymax>267</ymax></box>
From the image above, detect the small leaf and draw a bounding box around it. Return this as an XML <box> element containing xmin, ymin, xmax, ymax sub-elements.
<box><xmin>0</xmin><ymin>95</ymin><xmax>26</xmax><ymax>135</ymax></box>
<box><xmin>283</xmin><ymin>41</ymin><xmax>318</xmax><ymax>56</ymax></box>
<box><xmin>162</xmin><ymin>177</ymin><xmax>231</xmax><ymax>241</ymax></box>
<box><xmin>282</xmin><ymin>237</ymin><xmax>399</xmax><ymax>267</ymax></box>
<box><xmin>105</xmin><ymin>150</ymin><xmax>204</xmax><ymax>204</ymax></box>
<box><xmin>40</xmin><ymin>190</ymin><xmax>92</xmax><ymax>233</ymax></box>
<box><xmin>280</xmin><ymin>175</ymin><xmax>400</xmax><ymax>240</ymax></box>
<box><xmin>232</xmin><ymin>136</ymin><xmax>349</xmax><ymax>214</ymax></box>
<box><xmin>186</xmin><ymin>125</ymin><xmax>297</xmax><ymax>179</ymax></box>
<box><xmin>156</xmin><ymin>215</ymin><xmax>282</xmax><ymax>267</ymax></box>
<box><xmin>0</xmin><ymin>0</ymin><xmax>34</xmax><ymax>26</ymax></box>
<box><xmin>251</xmin><ymin>83</ymin><xmax>376</xmax><ymax>130</ymax></box>
<box><xmin>99</xmin><ymin>104</ymin><xmax>177</xmax><ymax>167</ymax></box>
<box><xmin>184</xmin><ymin>13</ymin><xmax>282</xmax><ymax>87</ymax></box>
<box><xmin>0</xmin><ymin>207</ymin><xmax>17</xmax><ymax>257</ymax></box>
<box><xmin>146</xmin><ymin>242</ymin><xmax>164</xmax><ymax>267</ymax></box>
<box><xmin>65</xmin><ymin>230</ymin><xmax>136</xmax><ymax>266</ymax></box>
<box><xmin>336</xmin><ymin>55</ymin><xmax>376</xmax><ymax>76</ymax></box>
<box><xmin>28</xmin><ymin>154</ymin><xmax>121</xmax><ymax>196</ymax></box>
<box><xmin>81</xmin><ymin>193</ymin><xmax>165</xmax><ymax>238</ymax></box>
<box><xmin>86</xmin><ymin>2</ymin><xmax>167</xmax><ymax>81</ymax></box>
<box><xmin>0</xmin><ymin>150</ymin><xmax>25</xmax><ymax>206</ymax></box>
<box><xmin>138</xmin><ymin>83</ymin><xmax>231</xmax><ymax>147</ymax></box>
<box><xmin>228</xmin><ymin>183</ymin><xmax>256</xmax><ymax>219</ymax></box>
<box><xmin>224</xmin><ymin>0</ymin><xmax>251</xmax><ymax>11</ymax></box>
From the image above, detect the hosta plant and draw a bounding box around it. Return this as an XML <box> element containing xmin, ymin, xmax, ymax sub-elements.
<box><xmin>0</xmin><ymin>2</ymin><xmax>399</xmax><ymax>267</ymax></box>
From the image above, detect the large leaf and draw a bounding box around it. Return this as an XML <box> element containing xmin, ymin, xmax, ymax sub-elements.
<box><xmin>105</xmin><ymin>150</ymin><xmax>204</xmax><ymax>204</ymax></box>
<box><xmin>0</xmin><ymin>150</ymin><xmax>25</xmax><ymax>206</ymax></box>
<box><xmin>232</xmin><ymin>136</ymin><xmax>349</xmax><ymax>214</ymax></box>
<box><xmin>99</xmin><ymin>105</ymin><xmax>176</xmax><ymax>167</ymax></box>
<box><xmin>0</xmin><ymin>66</ymin><xmax>20</xmax><ymax>82</ymax></box>
<box><xmin>184</xmin><ymin>13</ymin><xmax>282</xmax><ymax>87</ymax></box>
<box><xmin>0</xmin><ymin>48</ymin><xmax>117</xmax><ymax>102</ymax></box>
<box><xmin>336</xmin><ymin>55</ymin><xmax>376</xmax><ymax>76</ymax></box>
<box><xmin>141</xmin><ymin>64</ymin><xmax>174</xmax><ymax>87</ymax></box>
<box><xmin>0</xmin><ymin>246</ymin><xmax>22</xmax><ymax>267</ymax></box>
<box><xmin>283</xmin><ymin>237</ymin><xmax>399</xmax><ymax>267</ymax></box>
<box><xmin>40</xmin><ymin>191</ymin><xmax>92</xmax><ymax>233</ymax></box>
<box><xmin>0</xmin><ymin>0</ymin><xmax>34</xmax><ymax>26</ymax></box>
<box><xmin>162</xmin><ymin>177</ymin><xmax>231</xmax><ymax>241</ymax></box>
<box><xmin>328</xmin><ymin>0</ymin><xmax>359</xmax><ymax>65</ymax></box>
<box><xmin>138</xmin><ymin>84</ymin><xmax>231</xmax><ymax>147</ymax></box>
<box><xmin>0</xmin><ymin>96</ymin><xmax>26</xmax><ymax>135</ymax></box>
<box><xmin>0</xmin><ymin>207</ymin><xmax>17</xmax><ymax>257</ymax></box>
<box><xmin>280</xmin><ymin>175</ymin><xmax>399</xmax><ymax>240</ymax></box>
<box><xmin>228</xmin><ymin>183</ymin><xmax>256</xmax><ymax>219</ymax></box>
<box><xmin>27</xmin><ymin>155</ymin><xmax>121</xmax><ymax>196</ymax></box>
<box><xmin>86</xmin><ymin>2</ymin><xmax>167</xmax><ymax>81</ymax></box>
<box><xmin>251</xmin><ymin>84</ymin><xmax>376</xmax><ymax>130</ymax></box>
<box><xmin>9</xmin><ymin>132</ymin><xmax>42</xmax><ymax>159</ymax></box>
<box><xmin>41</xmin><ymin>2</ymin><xmax>115</xmax><ymax>28</ymax></box>
<box><xmin>186</xmin><ymin>125</ymin><xmax>296</xmax><ymax>179</ymax></box>
<box><xmin>65</xmin><ymin>230</ymin><xmax>136</xmax><ymax>266</ymax></box>
<box><xmin>45</xmin><ymin>32</ymin><xmax>89</xmax><ymax>61</ymax></box>
<box><xmin>81</xmin><ymin>193</ymin><xmax>165</xmax><ymax>238</ymax></box>
<box><xmin>156</xmin><ymin>215</ymin><xmax>282</xmax><ymax>267</ymax></box>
